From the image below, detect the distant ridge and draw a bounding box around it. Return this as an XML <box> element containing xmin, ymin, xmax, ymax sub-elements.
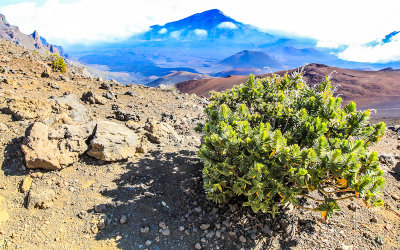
<box><xmin>0</xmin><ymin>14</ymin><xmax>64</xmax><ymax>56</ymax></box>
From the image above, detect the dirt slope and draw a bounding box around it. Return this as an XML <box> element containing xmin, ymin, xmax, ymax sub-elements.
<box><xmin>176</xmin><ymin>63</ymin><xmax>400</xmax><ymax>117</ymax></box>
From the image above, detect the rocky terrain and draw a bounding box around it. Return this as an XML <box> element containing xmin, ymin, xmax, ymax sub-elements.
<box><xmin>0</xmin><ymin>40</ymin><xmax>399</xmax><ymax>250</ymax></box>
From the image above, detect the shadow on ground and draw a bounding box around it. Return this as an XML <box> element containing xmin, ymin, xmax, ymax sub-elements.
<box><xmin>87</xmin><ymin>149</ymin><xmax>306</xmax><ymax>249</ymax></box>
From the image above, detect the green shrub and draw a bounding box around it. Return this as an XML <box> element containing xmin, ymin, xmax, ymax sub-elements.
<box><xmin>51</xmin><ymin>55</ymin><xmax>66</xmax><ymax>73</ymax></box>
<box><xmin>196</xmin><ymin>72</ymin><xmax>385</xmax><ymax>220</ymax></box>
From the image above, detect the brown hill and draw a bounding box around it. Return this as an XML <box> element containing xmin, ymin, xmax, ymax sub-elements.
<box><xmin>176</xmin><ymin>63</ymin><xmax>400</xmax><ymax>117</ymax></box>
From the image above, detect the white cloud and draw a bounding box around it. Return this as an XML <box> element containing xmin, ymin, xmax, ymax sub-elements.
<box><xmin>216</xmin><ymin>21</ymin><xmax>238</xmax><ymax>30</ymax></box>
<box><xmin>158</xmin><ymin>28</ymin><xmax>167</xmax><ymax>34</ymax></box>
<box><xmin>194</xmin><ymin>29</ymin><xmax>208</xmax><ymax>37</ymax></box>
<box><xmin>338</xmin><ymin>33</ymin><xmax>400</xmax><ymax>63</ymax></box>
<box><xmin>1</xmin><ymin>0</ymin><xmax>400</xmax><ymax>62</ymax></box>
<box><xmin>170</xmin><ymin>31</ymin><xmax>180</xmax><ymax>39</ymax></box>
<box><xmin>316</xmin><ymin>40</ymin><xmax>341</xmax><ymax>49</ymax></box>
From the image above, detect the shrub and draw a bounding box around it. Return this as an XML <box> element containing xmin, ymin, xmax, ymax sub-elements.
<box><xmin>51</xmin><ymin>55</ymin><xmax>66</xmax><ymax>73</ymax></box>
<box><xmin>196</xmin><ymin>72</ymin><xmax>386</xmax><ymax>220</ymax></box>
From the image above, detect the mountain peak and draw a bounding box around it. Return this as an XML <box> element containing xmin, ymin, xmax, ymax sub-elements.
<box><xmin>0</xmin><ymin>14</ymin><xmax>9</xmax><ymax>26</ymax></box>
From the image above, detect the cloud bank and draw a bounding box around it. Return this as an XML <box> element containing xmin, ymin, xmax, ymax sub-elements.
<box><xmin>1</xmin><ymin>0</ymin><xmax>400</xmax><ymax>62</ymax></box>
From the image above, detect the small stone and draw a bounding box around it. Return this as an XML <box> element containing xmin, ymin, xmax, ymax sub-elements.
<box><xmin>159</xmin><ymin>222</ymin><xmax>167</xmax><ymax>229</ymax></box>
<box><xmin>144</xmin><ymin>192</ymin><xmax>155</xmax><ymax>198</ymax></box>
<box><xmin>194</xmin><ymin>206</ymin><xmax>202</xmax><ymax>213</ymax></box>
<box><xmin>385</xmin><ymin>224</ymin><xmax>393</xmax><ymax>230</ymax></box>
<box><xmin>94</xmin><ymin>204</ymin><xmax>106</xmax><ymax>213</ymax></box>
<box><xmin>145</xmin><ymin>240</ymin><xmax>152</xmax><ymax>246</ymax></box>
<box><xmin>375</xmin><ymin>236</ymin><xmax>384</xmax><ymax>245</ymax></box>
<box><xmin>348</xmin><ymin>203</ymin><xmax>359</xmax><ymax>211</ymax></box>
<box><xmin>179</xmin><ymin>226</ymin><xmax>185</xmax><ymax>231</ymax></box>
<box><xmin>98</xmin><ymin>219</ymin><xmax>106</xmax><ymax>230</ymax></box>
<box><xmin>215</xmin><ymin>230</ymin><xmax>221</xmax><ymax>238</ymax></box>
<box><xmin>140</xmin><ymin>226</ymin><xmax>150</xmax><ymax>233</ymax></box>
<box><xmin>161</xmin><ymin>228</ymin><xmax>170</xmax><ymax>236</ymax></box>
<box><xmin>195</xmin><ymin>243</ymin><xmax>202</xmax><ymax>249</ymax></box>
<box><xmin>206</xmin><ymin>231</ymin><xmax>215</xmax><ymax>238</ymax></box>
<box><xmin>30</xmin><ymin>172</ymin><xmax>43</xmax><ymax>179</ymax></box>
<box><xmin>262</xmin><ymin>224</ymin><xmax>273</xmax><ymax>236</ymax></box>
<box><xmin>77</xmin><ymin>211</ymin><xmax>87</xmax><ymax>219</ymax></box>
<box><xmin>239</xmin><ymin>236</ymin><xmax>247</xmax><ymax>243</ymax></box>
<box><xmin>200</xmin><ymin>238</ymin><xmax>206</xmax><ymax>243</ymax></box>
<box><xmin>27</xmin><ymin>188</ymin><xmax>55</xmax><ymax>209</ymax></box>
<box><xmin>21</xmin><ymin>176</ymin><xmax>33</xmax><ymax>193</ymax></box>
<box><xmin>228</xmin><ymin>231</ymin><xmax>236</xmax><ymax>236</ymax></box>
<box><xmin>370</xmin><ymin>215</ymin><xmax>378</xmax><ymax>223</ymax></box>
<box><xmin>200</xmin><ymin>224</ymin><xmax>210</xmax><ymax>230</ymax></box>
<box><xmin>391</xmin><ymin>194</ymin><xmax>400</xmax><ymax>201</ymax></box>
<box><xmin>120</xmin><ymin>215</ymin><xmax>128</xmax><ymax>224</ymax></box>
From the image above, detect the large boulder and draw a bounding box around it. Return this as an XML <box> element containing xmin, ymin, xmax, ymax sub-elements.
<box><xmin>22</xmin><ymin>122</ymin><xmax>95</xmax><ymax>170</ymax></box>
<box><xmin>87</xmin><ymin>121</ymin><xmax>139</xmax><ymax>161</ymax></box>
<box><xmin>81</xmin><ymin>91</ymin><xmax>107</xmax><ymax>105</ymax></box>
<box><xmin>144</xmin><ymin>120</ymin><xmax>183</xmax><ymax>145</ymax></box>
<box><xmin>49</xmin><ymin>94</ymin><xmax>90</xmax><ymax>123</ymax></box>
<box><xmin>1</xmin><ymin>98</ymin><xmax>51</xmax><ymax>121</ymax></box>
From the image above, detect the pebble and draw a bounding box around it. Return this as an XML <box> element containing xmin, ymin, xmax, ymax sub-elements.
<box><xmin>194</xmin><ymin>206</ymin><xmax>202</xmax><ymax>213</ymax></box>
<box><xmin>144</xmin><ymin>192</ymin><xmax>155</xmax><ymax>198</ymax></box>
<box><xmin>159</xmin><ymin>222</ymin><xmax>167</xmax><ymax>229</ymax></box>
<box><xmin>375</xmin><ymin>236</ymin><xmax>384</xmax><ymax>245</ymax></box>
<box><xmin>370</xmin><ymin>215</ymin><xmax>378</xmax><ymax>223</ymax></box>
<box><xmin>239</xmin><ymin>236</ymin><xmax>246</xmax><ymax>243</ymax></box>
<box><xmin>94</xmin><ymin>204</ymin><xmax>106</xmax><ymax>213</ymax></box>
<box><xmin>31</xmin><ymin>172</ymin><xmax>43</xmax><ymax>179</ymax></box>
<box><xmin>228</xmin><ymin>231</ymin><xmax>236</xmax><ymax>236</ymax></box>
<box><xmin>200</xmin><ymin>238</ymin><xmax>206</xmax><ymax>243</ymax></box>
<box><xmin>206</xmin><ymin>231</ymin><xmax>215</xmax><ymax>238</ymax></box>
<box><xmin>391</xmin><ymin>194</ymin><xmax>400</xmax><ymax>201</ymax></box>
<box><xmin>200</xmin><ymin>224</ymin><xmax>210</xmax><ymax>230</ymax></box>
<box><xmin>179</xmin><ymin>226</ymin><xmax>185</xmax><ymax>231</ymax></box>
<box><xmin>348</xmin><ymin>203</ymin><xmax>359</xmax><ymax>211</ymax></box>
<box><xmin>140</xmin><ymin>226</ymin><xmax>150</xmax><ymax>233</ymax></box>
<box><xmin>21</xmin><ymin>176</ymin><xmax>33</xmax><ymax>193</ymax></box>
<box><xmin>385</xmin><ymin>224</ymin><xmax>393</xmax><ymax>230</ymax></box>
<box><xmin>161</xmin><ymin>228</ymin><xmax>170</xmax><ymax>236</ymax></box>
<box><xmin>120</xmin><ymin>215</ymin><xmax>127</xmax><ymax>224</ymax></box>
<box><xmin>215</xmin><ymin>230</ymin><xmax>221</xmax><ymax>238</ymax></box>
<box><xmin>194</xmin><ymin>243</ymin><xmax>202</xmax><ymax>249</ymax></box>
<box><xmin>145</xmin><ymin>240</ymin><xmax>152</xmax><ymax>246</ymax></box>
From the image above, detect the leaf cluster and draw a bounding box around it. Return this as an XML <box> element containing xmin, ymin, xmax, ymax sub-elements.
<box><xmin>196</xmin><ymin>72</ymin><xmax>386</xmax><ymax>220</ymax></box>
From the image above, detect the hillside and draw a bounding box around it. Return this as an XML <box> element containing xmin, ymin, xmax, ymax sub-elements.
<box><xmin>0</xmin><ymin>40</ymin><xmax>399</xmax><ymax>249</ymax></box>
<box><xmin>220</xmin><ymin>50</ymin><xmax>280</xmax><ymax>69</ymax></box>
<box><xmin>146</xmin><ymin>71</ymin><xmax>211</xmax><ymax>87</ymax></box>
<box><xmin>176</xmin><ymin>63</ymin><xmax>400</xmax><ymax>117</ymax></box>
<box><xmin>0</xmin><ymin>14</ymin><xmax>64</xmax><ymax>56</ymax></box>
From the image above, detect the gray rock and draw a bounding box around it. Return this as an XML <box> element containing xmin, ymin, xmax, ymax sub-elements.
<box><xmin>140</xmin><ymin>226</ymin><xmax>150</xmax><ymax>233</ymax></box>
<box><xmin>87</xmin><ymin>121</ymin><xmax>139</xmax><ymax>161</ymax></box>
<box><xmin>120</xmin><ymin>215</ymin><xmax>128</xmax><ymax>224</ymax></box>
<box><xmin>161</xmin><ymin>228</ymin><xmax>170</xmax><ymax>236</ymax></box>
<box><xmin>81</xmin><ymin>91</ymin><xmax>107</xmax><ymax>105</ymax></box>
<box><xmin>27</xmin><ymin>188</ymin><xmax>55</xmax><ymax>209</ymax></box>
<box><xmin>200</xmin><ymin>224</ymin><xmax>210</xmax><ymax>230</ymax></box>
<box><xmin>195</xmin><ymin>243</ymin><xmax>202</xmax><ymax>249</ymax></box>
<box><xmin>49</xmin><ymin>94</ymin><xmax>90</xmax><ymax>123</ymax></box>
<box><xmin>94</xmin><ymin>204</ymin><xmax>107</xmax><ymax>213</ymax></box>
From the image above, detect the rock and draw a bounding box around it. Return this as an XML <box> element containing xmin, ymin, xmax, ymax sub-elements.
<box><xmin>2</xmin><ymin>98</ymin><xmax>51</xmax><ymax>121</ymax></box>
<box><xmin>179</xmin><ymin>226</ymin><xmax>185</xmax><ymax>231</ymax></box>
<box><xmin>206</xmin><ymin>231</ymin><xmax>215</xmax><ymax>238</ymax></box>
<box><xmin>375</xmin><ymin>236</ymin><xmax>384</xmax><ymax>245</ymax></box>
<box><xmin>81</xmin><ymin>91</ymin><xmax>107</xmax><ymax>105</ymax></box>
<box><xmin>391</xmin><ymin>193</ymin><xmax>400</xmax><ymax>201</ymax></box>
<box><xmin>379</xmin><ymin>154</ymin><xmax>396</xmax><ymax>166</ymax></box>
<box><xmin>140</xmin><ymin>226</ymin><xmax>150</xmax><ymax>233</ymax></box>
<box><xmin>144</xmin><ymin>192</ymin><xmax>155</xmax><ymax>198</ymax></box>
<box><xmin>124</xmin><ymin>91</ymin><xmax>138</xmax><ymax>97</ymax></box>
<box><xmin>120</xmin><ymin>215</ymin><xmax>128</xmax><ymax>224</ymax></box>
<box><xmin>144</xmin><ymin>120</ymin><xmax>183</xmax><ymax>145</ymax></box>
<box><xmin>348</xmin><ymin>203</ymin><xmax>360</xmax><ymax>212</ymax></box>
<box><xmin>370</xmin><ymin>215</ymin><xmax>378</xmax><ymax>223</ymax></box>
<box><xmin>215</xmin><ymin>230</ymin><xmax>221</xmax><ymax>238</ymax></box>
<box><xmin>22</xmin><ymin>122</ymin><xmax>95</xmax><ymax>170</ymax></box>
<box><xmin>194</xmin><ymin>206</ymin><xmax>202</xmax><ymax>213</ymax></box>
<box><xmin>59</xmin><ymin>74</ymin><xmax>70</xmax><ymax>82</ymax></box>
<box><xmin>195</xmin><ymin>243</ymin><xmax>202</xmax><ymax>249</ymax></box>
<box><xmin>145</xmin><ymin>240</ymin><xmax>152</xmax><ymax>246</ymax></box>
<box><xmin>161</xmin><ymin>228</ymin><xmax>170</xmax><ymax>236</ymax></box>
<box><xmin>41</xmin><ymin>69</ymin><xmax>51</xmax><ymax>78</ymax></box>
<box><xmin>262</xmin><ymin>224</ymin><xmax>273</xmax><ymax>236</ymax></box>
<box><xmin>0</xmin><ymin>122</ymin><xmax>8</xmax><ymax>131</ymax></box>
<box><xmin>96</xmin><ymin>77</ymin><xmax>103</xmax><ymax>82</ymax></box>
<box><xmin>239</xmin><ymin>235</ymin><xmax>247</xmax><ymax>243</ymax></box>
<box><xmin>27</xmin><ymin>188</ymin><xmax>55</xmax><ymax>209</ymax></box>
<box><xmin>136</xmin><ymin>136</ymin><xmax>149</xmax><ymax>154</ymax></box>
<box><xmin>87</xmin><ymin>121</ymin><xmax>139</xmax><ymax>161</ymax></box>
<box><xmin>0</xmin><ymin>195</ymin><xmax>9</xmax><ymax>223</ymax></box>
<box><xmin>114</xmin><ymin>109</ymin><xmax>140</xmax><ymax>122</ymax></box>
<box><xmin>20</xmin><ymin>176</ymin><xmax>33</xmax><ymax>193</ymax></box>
<box><xmin>200</xmin><ymin>224</ymin><xmax>210</xmax><ymax>230</ymax></box>
<box><xmin>49</xmin><ymin>94</ymin><xmax>90</xmax><ymax>123</ymax></box>
<box><xmin>30</xmin><ymin>172</ymin><xmax>43</xmax><ymax>179</ymax></box>
<box><xmin>103</xmin><ymin>90</ymin><xmax>116</xmax><ymax>100</ymax></box>
<box><xmin>159</xmin><ymin>222</ymin><xmax>167</xmax><ymax>229</ymax></box>
<box><xmin>94</xmin><ymin>204</ymin><xmax>107</xmax><ymax>213</ymax></box>
<box><xmin>98</xmin><ymin>219</ymin><xmax>106</xmax><ymax>230</ymax></box>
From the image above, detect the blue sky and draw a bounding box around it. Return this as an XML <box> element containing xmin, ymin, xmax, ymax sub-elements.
<box><xmin>0</xmin><ymin>0</ymin><xmax>399</xmax><ymax>63</ymax></box>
